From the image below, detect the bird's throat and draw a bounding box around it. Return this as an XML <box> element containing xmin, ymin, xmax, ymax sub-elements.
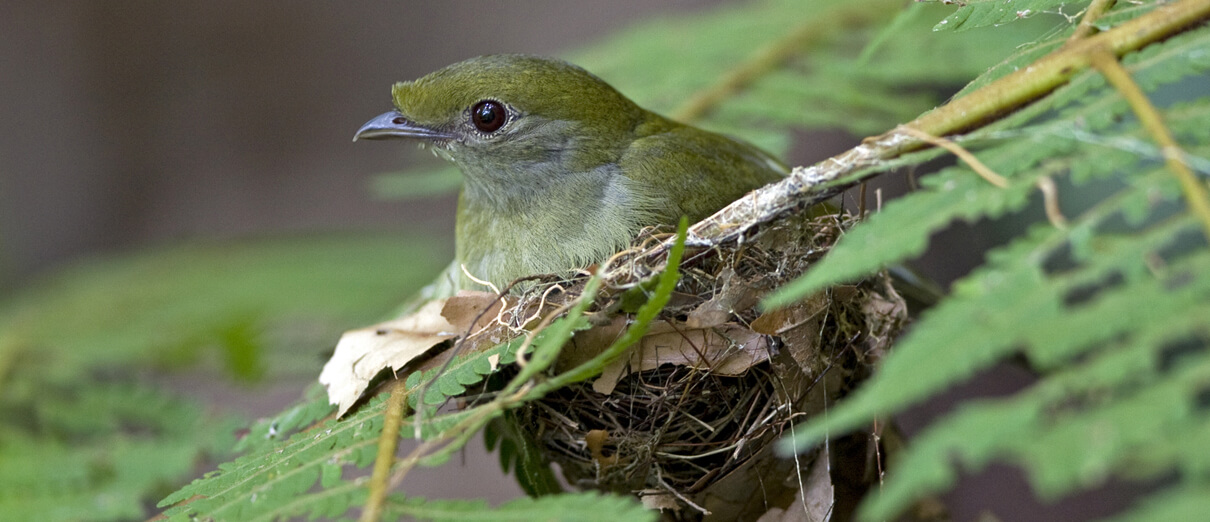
<box><xmin>453</xmin><ymin>166</ymin><xmax>653</xmax><ymax>290</ymax></box>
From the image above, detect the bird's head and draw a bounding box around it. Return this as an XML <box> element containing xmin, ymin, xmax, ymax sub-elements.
<box><xmin>355</xmin><ymin>55</ymin><xmax>647</xmax><ymax>193</ymax></box>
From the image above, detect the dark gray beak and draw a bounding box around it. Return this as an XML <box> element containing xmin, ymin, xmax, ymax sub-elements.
<box><xmin>353</xmin><ymin>110</ymin><xmax>455</xmax><ymax>141</ymax></box>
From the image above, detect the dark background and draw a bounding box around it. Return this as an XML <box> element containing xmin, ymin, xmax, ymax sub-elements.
<box><xmin>0</xmin><ymin>2</ymin><xmax>1143</xmax><ymax>520</ymax></box>
<box><xmin>0</xmin><ymin>1</ymin><xmax>727</xmax><ymax>289</ymax></box>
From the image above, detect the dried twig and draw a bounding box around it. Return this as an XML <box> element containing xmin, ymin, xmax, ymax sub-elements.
<box><xmin>1089</xmin><ymin>46</ymin><xmax>1210</xmax><ymax>241</ymax></box>
<box><xmin>1035</xmin><ymin>176</ymin><xmax>1069</xmax><ymax>229</ymax></box>
<box><xmin>896</xmin><ymin>125</ymin><xmax>1009</xmax><ymax>188</ymax></box>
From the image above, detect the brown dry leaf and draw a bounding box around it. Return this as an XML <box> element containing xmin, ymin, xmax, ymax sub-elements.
<box><xmin>639</xmin><ymin>491</ymin><xmax>681</xmax><ymax>513</ymax></box>
<box><xmin>319</xmin><ymin>291</ymin><xmax>500</xmax><ymax>416</ymax></box>
<box><xmin>750</xmin><ymin>292</ymin><xmax>833</xmax><ymax>374</ymax></box>
<box><xmin>592</xmin><ymin>322</ymin><xmax>771</xmax><ymax>395</ymax></box>
<box><xmin>556</xmin><ymin>316</ymin><xmax>628</xmax><ymax>373</ymax></box>
<box><xmin>749</xmin><ymin>291</ymin><xmax>831</xmax><ymax>335</ymax></box>
<box><xmin>440</xmin><ymin>290</ymin><xmax>507</xmax><ymax>331</ymax></box>
<box><xmin>698</xmin><ymin>442</ymin><xmax>834</xmax><ymax>521</ymax></box>
<box><xmin>861</xmin><ymin>281</ymin><xmax>908</xmax><ymax>364</ymax></box>
<box><xmin>685</xmin><ymin>268</ymin><xmax>762</xmax><ymax>328</ymax></box>
<box><xmin>750</xmin><ymin>448</ymin><xmax>834</xmax><ymax>522</ymax></box>
<box><xmin>800</xmin><ymin>446</ymin><xmax>836</xmax><ymax>522</ymax></box>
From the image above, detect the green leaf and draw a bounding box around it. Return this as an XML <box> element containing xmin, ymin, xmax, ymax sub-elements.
<box><xmin>769</xmin><ymin>9</ymin><xmax>1210</xmax><ymax>519</ymax></box>
<box><xmin>407</xmin><ymin>339</ymin><xmax>519</xmax><ymax>410</ymax></box>
<box><xmin>236</xmin><ymin>383</ymin><xmax>334</xmax><ymax>454</ymax></box>
<box><xmin>1</xmin><ymin>235</ymin><xmax>442</xmax><ymax>520</ymax></box>
<box><xmin>0</xmin><ymin>384</ymin><xmax>237</xmax><ymax>521</ymax></box>
<box><xmin>485</xmin><ymin>411</ymin><xmax>564</xmax><ymax>496</ymax></box>
<box><xmin>929</xmin><ymin>0</ymin><xmax>1080</xmax><ymax>31</ymax></box>
<box><xmin>765</xmin><ymin>25</ymin><xmax>1210</xmax><ymax>309</ymax></box>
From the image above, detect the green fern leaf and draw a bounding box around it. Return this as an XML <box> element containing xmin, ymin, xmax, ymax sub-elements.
<box><xmin>930</xmin><ymin>0</ymin><xmax>1081</xmax><ymax>31</ymax></box>
<box><xmin>406</xmin><ymin>339</ymin><xmax>519</xmax><ymax>409</ymax></box>
<box><xmin>236</xmin><ymin>383</ymin><xmax>334</xmax><ymax>454</ymax></box>
<box><xmin>159</xmin><ymin>395</ymin><xmax>388</xmax><ymax>520</ymax></box>
<box><xmin>765</xmin><ymin>2</ymin><xmax>1210</xmax><ymax>517</ymax></box>
<box><xmin>766</xmin><ymin>22</ymin><xmax>1210</xmax><ymax>308</ymax></box>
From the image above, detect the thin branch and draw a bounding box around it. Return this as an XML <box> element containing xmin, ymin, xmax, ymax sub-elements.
<box><xmin>1035</xmin><ymin>176</ymin><xmax>1069</xmax><ymax>229</ymax></box>
<box><xmin>1067</xmin><ymin>0</ymin><xmax>1117</xmax><ymax>44</ymax></box>
<box><xmin>389</xmin><ymin>402</ymin><xmax>507</xmax><ymax>490</ymax></box>
<box><xmin>896</xmin><ymin>126</ymin><xmax>1009</xmax><ymax>188</ymax></box>
<box><xmin>1089</xmin><ymin>46</ymin><xmax>1210</xmax><ymax>241</ymax></box>
<box><xmin>910</xmin><ymin>0</ymin><xmax>1210</xmax><ymax>138</ymax></box>
<box><xmin>680</xmin><ymin>0</ymin><xmax>1210</xmax><ymax>249</ymax></box>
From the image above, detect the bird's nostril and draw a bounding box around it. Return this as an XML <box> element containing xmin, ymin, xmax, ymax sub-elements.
<box><xmin>392</xmin><ymin>117</ymin><xmax>406</xmax><ymax>124</ymax></box>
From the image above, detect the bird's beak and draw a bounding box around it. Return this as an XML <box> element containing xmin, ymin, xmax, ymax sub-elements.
<box><xmin>353</xmin><ymin>110</ymin><xmax>455</xmax><ymax>141</ymax></box>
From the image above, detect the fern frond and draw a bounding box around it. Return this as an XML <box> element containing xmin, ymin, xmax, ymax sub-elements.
<box><xmin>767</xmin><ymin>21</ymin><xmax>1210</xmax><ymax>306</ymax></box>
<box><xmin>0</xmin><ymin>236</ymin><xmax>440</xmax><ymax>521</ymax></box>
<box><xmin>929</xmin><ymin>0</ymin><xmax>1084</xmax><ymax>31</ymax></box>
<box><xmin>769</xmin><ymin>2</ymin><xmax>1210</xmax><ymax>518</ymax></box>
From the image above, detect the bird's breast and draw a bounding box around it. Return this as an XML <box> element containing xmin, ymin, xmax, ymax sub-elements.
<box><xmin>454</xmin><ymin>168</ymin><xmax>657</xmax><ymax>290</ymax></box>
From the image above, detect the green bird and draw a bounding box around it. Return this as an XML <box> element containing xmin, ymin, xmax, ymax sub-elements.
<box><xmin>355</xmin><ymin>54</ymin><xmax>785</xmax><ymax>292</ymax></box>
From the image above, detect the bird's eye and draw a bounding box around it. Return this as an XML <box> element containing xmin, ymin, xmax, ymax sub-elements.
<box><xmin>471</xmin><ymin>100</ymin><xmax>506</xmax><ymax>133</ymax></box>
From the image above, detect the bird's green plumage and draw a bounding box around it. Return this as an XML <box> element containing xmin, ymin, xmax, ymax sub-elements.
<box><xmin>360</xmin><ymin>54</ymin><xmax>785</xmax><ymax>290</ymax></box>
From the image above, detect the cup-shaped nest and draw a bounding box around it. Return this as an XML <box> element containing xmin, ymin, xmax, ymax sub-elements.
<box><xmin>504</xmin><ymin>211</ymin><xmax>908</xmax><ymax>520</ymax></box>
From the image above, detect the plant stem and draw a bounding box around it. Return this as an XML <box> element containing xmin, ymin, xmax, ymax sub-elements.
<box><xmin>1067</xmin><ymin>0</ymin><xmax>1117</xmax><ymax>44</ymax></box>
<box><xmin>1089</xmin><ymin>46</ymin><xmax>1210</xmax><ymax>241</ymax></box>
<box><xmin>909</xmin><ymin>0</ymin><xmax>1210</xmax><ymax>138</ymax></box>
<box><xmin>685</xmin><ymin>0</ymin><xmax>1210</xmax><ymax>247</ymax></box>
<box><xmin>360</xmin><ymin>379</ymin><xmax>410</xmax><ymax>522</ymax></box>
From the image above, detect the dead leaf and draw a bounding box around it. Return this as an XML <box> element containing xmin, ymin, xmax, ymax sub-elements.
<box><xmin>319</xmin><ymin>292</ymin><xmax>501</xmax><ymax>416</ymax></box>
<box><xmin>319</xmin><ymin>299</ymin><xmax>456</xmax><ymax>416</ymax></box>
<box><xmin>640</xmin><ymin>491</ymin><xmax>681</xmax><ymax>513</ymax></box>
<box><xmin>441</xmin><ymin>290</ymin><xmax>506</xmax><ymax>331</ymax></box>
<box><xmin>557</xmin><ymin>316</ymin><xmax>628</xmax><ymax>373</ymax></box>
<box><xmin>750</xmin><ymin>293</ymin><xmax>831</xmax><ymax>375</ymax></box>
<box><xmin>800</xmin><ymin>446</ymin><xmax>835</xmax><ymax>522</ymax></box>
<box><xmin>593</xmin><ymin>322</ymin><xmax>771</xmax><ymax>394</ymax></box>
<box><xmin>750</xmin><ymin>291</ymin><xmax>830</xmax><ymax>335</ymax></box>
<box><xmin>685</xmin><ymin>268</ymin><xmax>761</xmax><ymax>328</ymax></box>
<box><xmin>749</xmin><ymin>448</ymin><xmax>833</xmax><ymax>522</ymax></box>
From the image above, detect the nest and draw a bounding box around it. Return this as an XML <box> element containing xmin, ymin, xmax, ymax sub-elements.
<box><xmin>502</xmin><ymin>210</ymin><xmax>908</xmax><ymax>520</ymax></box>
